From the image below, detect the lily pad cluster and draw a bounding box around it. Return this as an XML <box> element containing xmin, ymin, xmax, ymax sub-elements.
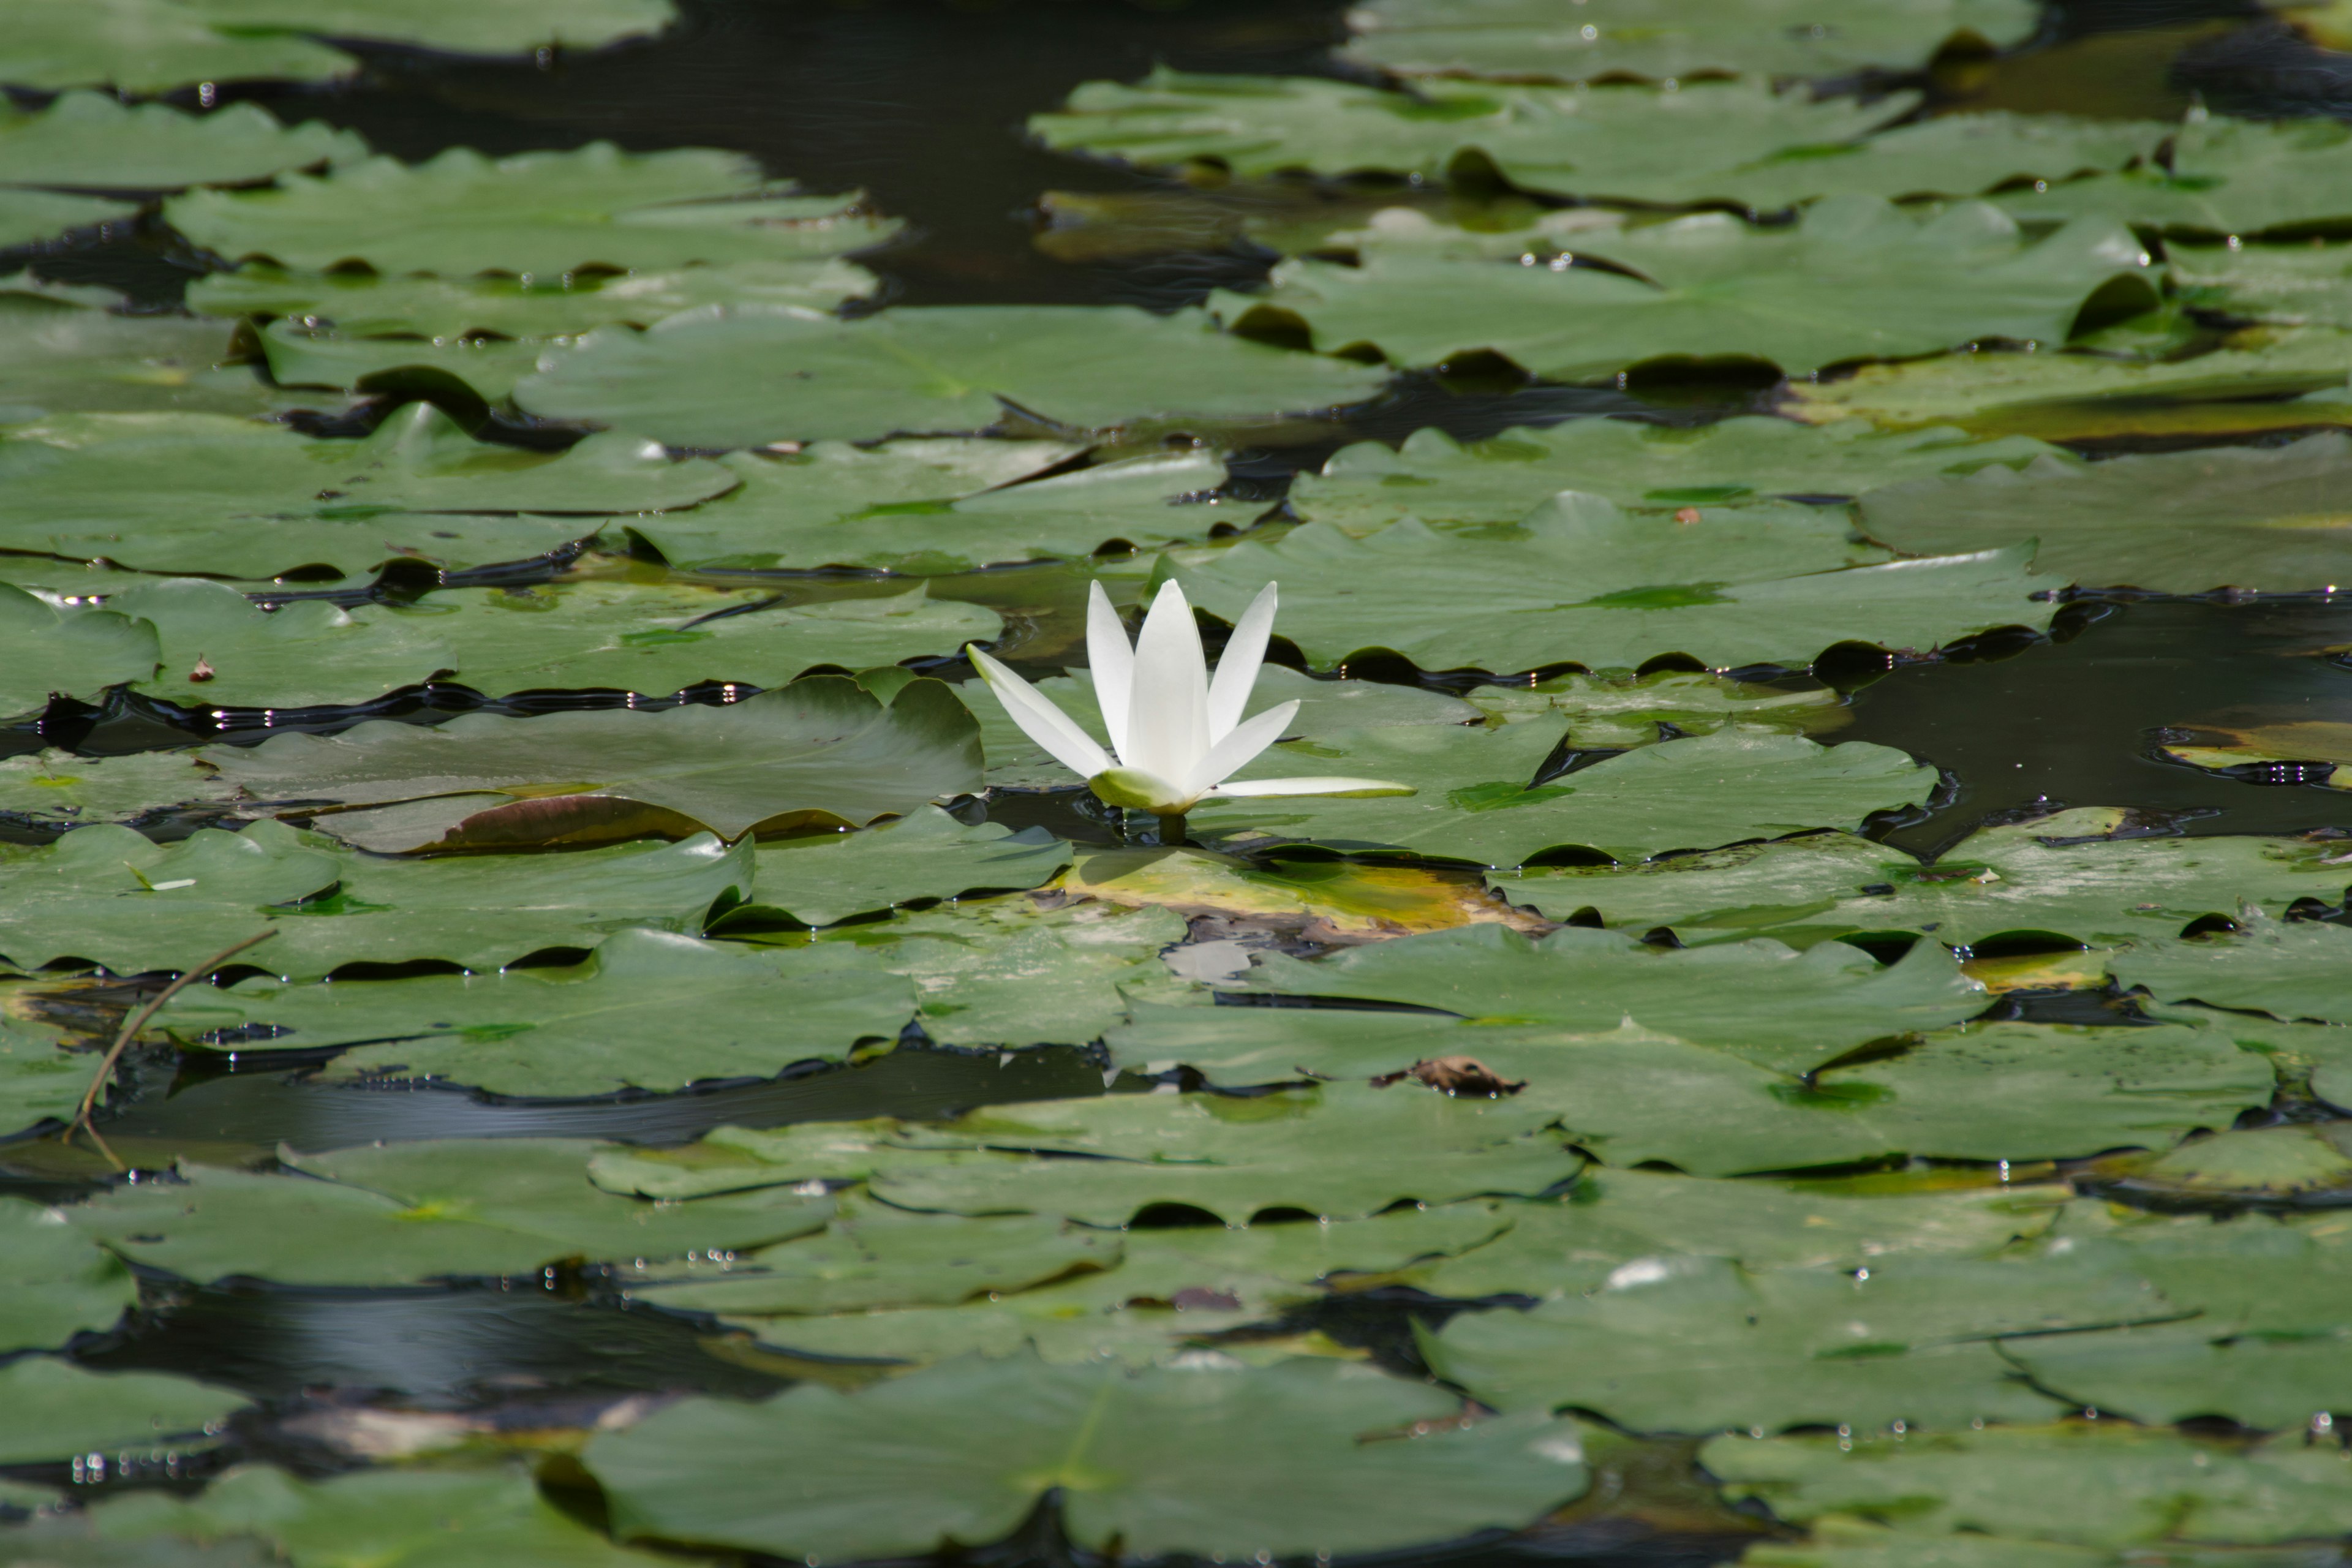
<box><xmin>1</xmin><ymin>1</ymin><xmax>2349</xmax><ymax>1566</ymax></box>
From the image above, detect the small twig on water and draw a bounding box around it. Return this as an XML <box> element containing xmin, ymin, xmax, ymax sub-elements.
<box><xmin>67</xmin><ymin>929</ymin><xmax>278</xmax><ymax>1167</ymax></box>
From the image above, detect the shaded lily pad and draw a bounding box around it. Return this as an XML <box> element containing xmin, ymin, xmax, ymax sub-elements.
<box><xmin>0</xmin><ymin>0</ymin><xmax>354</xmax><ymax>93</ymax></box>
<box><xmin>86</xmin><ymin>1461</ymin><xmax>670</xmax><ymax>1568</ymax></box>
<box><xmin>587</xmin><ymin>1355</ymin><xmax>1589</xmax><ymax>1562</ymax></box>
<box><xmin>167</xmin><ymin>930</ymin><xmax>914</xmax><ymax>1096</ymax></box>
<box><xmin>0</xmin><ymin>286</ymin><xmax>342</xmax><ymax>425</ymax></box>
<box><xmin>1287</xmin><ymin>417</ymin><xmax>2058</xmax><ymax>537</ymax></box>
<box><xmin>1338</xmin><ymin>0</ymin><xmax>2038</xmax><ymax>83</ymax></box>
<box><xmin>1230</xmin><ymin>925</ymin><xmax>1983</xmax><ymax>1076</ymax></box>
<box><xmin>0</xmin><ymin>749</ymin><xmax>239</xmax><ymax>827</ymax></box>
<box><xmin>0</xmin><ymin>581</ymin><xmax>160</xmax><ymax>715</ymax></box>
<box><xmin>0</xmin><ymin>1197</ymin><xmax>137</xmax><ymax>1352</ymax></box>
<box><xmin>0</xmin><ymin>1003</ymin><xmax>106</xmax><ymax>1133</ymax></box>
<box><xmin>1215</xmin><ymin>198</ymin><xmax>2154</xmax><ymax>379</ymax></box>
<box><xmin>2112</xmin><ymin>911</ymin><xmax>2352</xmax><ymax>1023</ymax></box>
<box><xmin>251</xmin><ymin>317</ymin><xmax>546</xmax><ymax>401</ymax></box>
<box><xmin>514</xmin><ymin>303</ymin><xmax>1392</xmax><ymax>448</ymax></box>
<box><xmin>71</xmin><ymin>1137</ymin><xmax>834</xmax><ymax>1284</ymax></box>
<box><xmin>1422</xmin><ymin>1247</ymin><xmax>2154</xmax><ymax>1433</ymax></box>
<box><xmin>167</xmin><ymin>145</ymin><xmax>887</xmax><ymax>276</ymax></box>
<box><xmin>1486</xmin><ymin>808</ymin><xmax>2347</xmax><ymax>947</ymax></box>
<box><xmin>0</xmin><ymin>1358</ymin><xmax>244</xmax><ymax>1465</ymax></box>
<box><xmin>1858</xmin><ymin>433</ymin><xmax>2352</xmax><ymax>593</ymax></box>
<box><xmin>209</xmin><ymin>675</ymin><xmax>982</xmax><ymax>851</ymax></box>
<box><xmin>2170</xmin><ymin>238</ymin><xmax>2352</xmax><ymax>328</ymax></box>
<box><xmin>0</xmin><ymin>186</ymin><xmax>135</xmax><ymax>248</ymax></box>
<box><xmin>0</xmin><ymin>92</ymin><xmax>364</xmax><ymax>192</ymax></box>
<box><xmin>1172</xmin><ymin>503</ymin><xmax>2060</xmax><ymax>675</ymax></box>
<box><xmin>1997</xmin><ymin>116</ymin><xmax>2352</xmax><ymax>237</ymax></box>
<box><xmin>723</xmin><ymin>807</ymin><xmax>1071</xmax><ymax>928</ymax></box>
<box><xmin>1197</xmin><ymin>726</ymin><xmax>1937</xmax><ymax>869</ymax></box>
<box><xmin>1702</xmin><ymin>1425</ymin><xmax>2352</xmax><ymax>1547</ymax></box>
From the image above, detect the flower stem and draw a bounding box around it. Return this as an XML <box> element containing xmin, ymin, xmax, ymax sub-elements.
<box><xmin>1155</xmin><ymin>812</ymin><xmax>1187</xmax><ymax>847</ymax></box>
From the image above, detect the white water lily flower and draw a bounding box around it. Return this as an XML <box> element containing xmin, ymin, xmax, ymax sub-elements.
<box><xmin>966</xmin><ymin>579</ymin><xmax>1415</xmax><ymax>827</ymax></box>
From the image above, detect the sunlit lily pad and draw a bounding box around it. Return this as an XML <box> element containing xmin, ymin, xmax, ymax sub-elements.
<box><xmin>1487</xmin><ymin>808</ymin><xmax>2347</xmax><ymax>946</ymax></box>
<box><xmin>1423</xmin><ymin>1246</ymin><xmax>2158</xmax><ymax>1433</ymax></box>
<box><xmin>587</xmin><ymin>1355</ymin><xmax>1588</xmax><ymax>1562</ymax></box>
<box><xmin>514</xmin><ymin>304</ymin><xmax>1391</xmax><ymax>448</ymax></box>
<box><xmin>175</xmin><ymin>0</ymin><xmax>674</xmax><ymax>54</ymax></box>
<box><xmin>2086</xmin><ymin>1124</ymin><xmax>2352</xmax><ymax>1207</ymax></box>
<box><xmin>1227</xmin><ymin>924</ymin><xmax>1984</xmax><ymax>1076</ymax></box>
<box><xmin>1198</xmin><ymin>726</ymin><xmax>1936</xmax><ymax>869</ymax></box>
<box><xmin>210</xmin><ymin>675</ymin><xmax>982</xmax><ymax>851</ymax></box>
<box><xmin>0</xmin><ymin>280</ymin><xmax>339</xmax><ymax>426</ymax></box>
<box><xmin>723</xmin><ymin>807</ymin><xmax>1071</xmax><ymax>928</ymax></box>
<box><xmin>0</xmin><ymin>186</ymin><xmax>135</xmax><ymax>247</ymax></box>
<box><xmin>0</xmin><ymin>0</ymin><xmax>355</xmax><ymax>92</ymax></box>
<box><xmin>2006</xmin><ymin>1317</ymin><xmax>2352</xmax><ymax>1430</ymax></box>
<box><xmin>1997</xmin><ymin>116</ymin><xmax>2352</xmax><ymax>237</ymax></box>
<box><xmin>1060</xmin><ymin>845</ymin><xmax>1534</xmax><ymax>940</ymax></box>
<box><xmin>0</xmin><ymin>582</ymin><xmax>160</xmax><ymax>715</ymax></box>
<box><xmin>251</xmin><ymin>317</ymin><xmax>548</xmax><ymax>401</ymax></box>
<box><xmin>72</xmin><ymin>1137</ymin><xmax>833</xmax><ymax>1285</ymax></box>
<box><xmin>1215</xmin><ymin>198</ymin><xmax>2153</xmax><ymax>379</ymax></box>
<box><xmin>1338</xmin><ymin>0</ymin><xmax>2038</xmax><ymax>83</ymax></box>
<box><xmin>85</xmin><ymin>1463</ymin><xmax>670</xmax><ymax>1568</ymax></box>
<box><xmin>170</xmin><ymin>930</ymin><xmax>913</xmax><ymax>1095</ymax></box>
<box><xmin>167</xmin><ymin>145</ymin><xmax>884</xmax><ymax>276</ymax></box>
<box><xmin>2157</xmin><ymin>722</ymin><xmax>2352</xmax><ymax>788</ymax></box>
<box><xmin>0</xmin><ymin>1357</ymin><xmax>244</xmax><ymax>1465</ymax></box>
<box><xmin>1468</xmin><ymin>669</ymin><xmax>1848</xmax><ymax>745</ymax></box>
<box><xmin>1172</xmin><ymin>503</ymin><xmax>2059</xmax><ymax>675</ymax></box>
<box><xmin>0</xmin><ymin>92</ymin><xmax>363</xmax><ymax>192</ymax></box>
<box><xmin>1857</xmin><ymin>432</ymin><xmax>2352</xmax><ymax>592</ymax></box>
<box><xmin>1703</xmin><ymin>1425</ymin><xmax>2352</xmax><ymax>1548</ymax></box>
<box><xmin>0</xmin><ymin>1199</ymin><xmax>136</xmax><ymax>1353</ymax></box>
<box><xmin>2112</xmin><ymin>911</ymin><xmax>2352</xmax><ymax>1023</ymax></box>
<box><xmin>1287</xmin><ymin>417</ymin><xmax>2057</xmax><ymax>537</ymax></box>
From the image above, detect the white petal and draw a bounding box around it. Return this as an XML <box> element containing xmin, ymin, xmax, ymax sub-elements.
<box><xmin>967</xmin><ymin>645</ymin><xmax>1110</xmax><ymax>780</ymax></box>
<box><xmin>1085</xmin><ymin>580</ymin><xmax>1136</xmax><ymax>763</ymax></box>
<box><xmin>1088</xmin><ymin>766</ymin><xmax>1194</xmax><ymax>813</ymax></box>
<box><xmin>1184</xmin><ymin>698</ymin><xmax>1298</xmax><ymax>797</ymax></box>
<box><xmin>1208</xmin><ymin>775</ymin><xmax>1418</xmax><ymax>799</ymax></box>
<box><xmin>1125</xmin><ymin>578</ymin><xmax>1210</xmax><ymax>783</ymax></box>
<box><xmin>1205</xmin><ymin>579</ymin><xmax>1278</xmax><ymax>742</ymax></box>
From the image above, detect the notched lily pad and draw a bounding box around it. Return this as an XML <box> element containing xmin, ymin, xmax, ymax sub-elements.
<box><xmin>0</xmin><ymin>92</ymin><xmax>364</xmax><ymax>192</ymax></box>
<box><xmin>722</xmin><ymin>806</ymin><xmax>1071</xmax><ymax>928</ymax></box>
<box><xmin>2111</xmin><ymin>909</ymin><xmax>2352</xmax><ymax>1023</ymax></box>
<box><xmin>2079</xmin><ymin>1125</ymin><xmax>2352</xmax><ymax>1210</ymax></box>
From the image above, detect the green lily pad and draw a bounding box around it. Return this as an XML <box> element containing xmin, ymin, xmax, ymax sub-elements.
<box><xmin>2087</xmin><ymin>1124</ymin><xmax>2352</xmax><ymax>1204</ymax></box>
<box><xmin>1287</xmin><ymin>417</ymin><xmax>2057</xmax><ymax>537</ymax></box>
<box><xmin>0</xmin><ymin>749</ymin><xmax>239</xmax><ymax>827</ymax></box>
<box><xmin>176</xmin><ymin>0</ymin><xmax>673</xmax><ymax>53</ymax></box>
<box><xmin>0</xmin><ymin>92</ymin><xmax>363</xmax><ymax>192</ymax></box>
<box><xmin>2004</xmin><ymin>1319</ymin><xmax>2352</xmax><ymax>1430</ymax></box>
<box><xmin>1486</xmin><ymin>808</ymin><xmax>2347</xmax><ymax>947</ymax></box>
<box><xmin>0</xmin><ymin>820</ymin><xmax>747</xmax><ymax>979</ymax></box>
<box><xmin>166</xmin><ymin>145</ymin><xmax>886</xmax><ymax>276</ymax></box>
<box><xmin>1229</xmin><ymin>924</ymin><xmax>1983</xmax><ymax>1076</ymax></box>
<box><xmin>0</xmin><ymin>1360</ymin><xmax>241</xmax><ymax>1468</ymax></box>
<box><xmin>1422</xmin><ymin>1246</ymin><xmax>2156</xmax><ymax>1433</ymax></box>
<box><xmin>1038</xmin><ymin>72</ymin><xmax>2162</xmax><ymax>213</ymax></box>
<box><xmin>1467</xmin><ymin>668</ymin><xmax>1848</xmax><ymax>746</ymax></box>
<box><xmin>1412</xmin><ymin>1169</ymin><xmax>2059</xmax><ymax>1301</ymax></box>
<box><xmin>0</xmin><ymin>0</ymin><xmax>355</xmax><ymax>93</ymax></box>
<box><xmin>0</xmin><ymin>186</ymin><xmax>135</xmax><ymax>247</ymax></box>
<box><xmin>85</xmin><ymin>1461</ymin><xmax>671</xmax><ymax>1568</ymax></box>
<box><xmin>0</xmin><ymin>1001</ymin><xmax>107</xmax><ymax>1133</ymax></box>
<box><xmin>513</xmin><ymin>303</ymin><xmax>1392</xmax><ymax>448</ymax></box>
<box><xmin>71</xmin><ymin>1137</ymin><xmax>833</xmax><ymax>1285</ymax></box>
<box><xmin>1337</xmin><ymin>0</ymin><xmax>2038</xmax><ymax>83</ymax></box>
<box><xmin>2169</xmin><ymin>238</ymin><xmax>2352</xmax><ymax>328</ymax></box>
<box><xmin>165</xmin><ymin>929</ymin><xmax>914</xmax><ymax>1096</ymax></box>
<box><xmin>2157</xmin><ymin>721</ymin><xmax>2352</xmax><ymax>788</ymax></box>
<box><xmin>1197</xmin><ymin>726</ymin><xmax>1936</xmax><ymax>869</ymax></box>
<box><xmin>1997</xmin><ymin>116</ymin><xmax>2352</xmax><ymax>238</ymax></box>
<box><xmin>1214</xmin><ymin>198</ymin><xmax>2154</xmax><ymax>379</ymax></box>
<box><xmin>624</xmin><ymin>1196</ymin><xmax>1117</xmax><ymax>1317</ymax></box>
<box><xmin>723</xmin><ymin>807</ymin><xmax>1071</xmax><ymax>927</ymax></box>
<box><xmin>586</xmin><ymin>1355</ymin><xmax>1589</xmax><ymax>1562</ymax></box>
<box><xmin>0</xmin><ymin>285</ymin><xmax>352</xmax><ymax>427</ymax></box>
<box><xmin>191</xmin><ymin>254</ymin><xmax>878</xmax><ymax>339</ymax></box>
<box><xmin>1701</xmin><ymin>1425</ymin><xmax>2352</xmax><ymax>1548</ymax></box>
<box><xmin>250</xmin><ymin>318</ymin><xmax>548</xmax><ymax>402</ymax></box>
<box><xmin>1858</xmin><ymin>433</ymin><xmax>2352</xmax><ymax>593</ymax></box>
<box><xmin>0</xmin><ymin>1197</ymin><xmax>137</xmax><ymax>1353</ymax></box>
<box><xmin>0</xmin><ymin>581</ymin><xmax>160</xmax><ymax>716</ymax></box>
<box><xmin>2113</xmin><ymin>911</ymin><xmax>2352</xmax><ymax>1023</ymax></box>
<box><xmin>1732</xmin><ymin>1521</ymin><xmax>2121</xmax><ymax>1567</ymax></box>
<box><xmin>965</xmin><ymin>663</ymin><xmax>1480</xmax><ymax>790</ymax></box>
<box><xmin>1172</xmin><ymin>505</ymin><xmax>2060</xmax><ymax>675</ymax></box>
<box><xmin>208</xmin><ymin>675</ymin><xmax>982</xmax><ymax>851</ymax></box>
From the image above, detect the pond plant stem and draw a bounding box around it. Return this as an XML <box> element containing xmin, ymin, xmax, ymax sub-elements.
<box><xmin>68</xmin><ymin>929</ymin><xmax>279</xmax><ymax>1166</ymax></box>
<box><xmin>1158</xmin><ymin>812</ymin><xmax>1188</xmax><ymax>846</ymax></box>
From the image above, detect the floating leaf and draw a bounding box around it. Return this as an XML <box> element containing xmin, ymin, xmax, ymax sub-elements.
<box><xmin>167</xmin><ymin>930</ymin><xmax>914</xmax><ymax>1096</ymax></box>
<box><xmin>514</xmin><ymin>303</ymin><xmax>1390</xmax><ymax>448</ymax></box>
<box><xmin>2007</xmin><ymin>1317</ymin><xmax>2352</xmax><ymax>1431</ymax></box>
<box><xmin>1468</xmin><ymin>669</ymin><xmax>1849</xmax><ymax>746</ymax></box>
<box><xmin>1287</xmin><ymin>417</ymin><xmax>2057</xmax><ymax>537</ymax></box>
<box><xmin>0</xmin><ymin>92</ymin><xmax>364</xmax><ymax>191</ymax></box>
<box><xmin>2113</xmin><ymin>911</ymin><xmax>2352</xmax><ymax>1023</ymax></box>
<box><xmin>723</xmin><ymin>807</ymin><xmax>1071</xmax><ymax>928</ymax></box>
<box><xmin>1997</xmin><ymin>116</ymin><xmax>2352</xmax><ymax>237</ymax></box>
<box><xmin>0</xmin><ymin>0</ymin><xmax>353</xmax><ymax>92</ymax></box>
<box><xmin>0</xmin><ymin>581</ymin><xmax>160</xmax><ymax>715</ymax></box>
<box><xmin>1337</xmin><ymin>0</ymin><xmax>2038</xmax><ymax>83</ymax></box>
<box><xmin>586</xmin><ymin>1355</ymin><xmax>1589</xmax><ymax>1562</ymax></box>
<box><xmin>0</xmin><ymin>1198</ymin><xmax>137</xmax><ymax>1353</ymax></box>
<box><xmin>1172</xmin><ymin>502</ymin><xmax>2060</xmax><ymax>675</ymax></box>
<box><xmin>1214</xmin><ymin>198</ymin><xmax>2154</xmax><ymax>379</ymax></box>
<box><xmin>2169</xmin><ymin>238</ymin><xmax>2352</xmax><ymax>328</ymax></box>
<box><xmin>71</xmin><ymin>1137</ymin><xmax>832</xmax><ymax>1284</ymax></box>
<box><xmin>2157</xmin><ymin>721</ymin><xmax>2352</xmax><ymax>788</ymax></box>
<box><xmin>175</xmin><ymin>0</ymin><xmax>674</xmax><ymax>53</ymax></box>
<box><xmin>0</xmin><ymin>186</ymin><xmax>135</xmax><ymax>247</ymax></box>
<box><xmin>208</xmin><ymin>676</ymin><xmax>982</xmax><ymax>851</ymax></box>
<box><xmin>0</xmin><ymin>1357</ymin><xmax>244</xmax><ymax>1465</ymax></box>
<box><xmin>1858</xmin><ymin>433</ymin><xmax>2352</xmax><ymax>593</ymax></box>
<box><xmin>1061</xmin><ymin>845</ymin><xmax>1536</xmax><ymax>940</ymax></box>
<box><xmin>1227</xmin><ymin>924</ymin><xmax>1985</xmax><ymax>1076</ymax></box>
<box><xmin>1197</xmin><ymin>726</ymin><xmax>1936</xmax><ymax>869</ymax></box>
<box><xmin>0</xmin><ymin>749</ymin><xmax>237</xmax><ymax>827</ymax></box>
<box><xmin>1486</xmin><ymin>808</ymin><xmax>2347</xmax><ymax>946</ymax></box>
